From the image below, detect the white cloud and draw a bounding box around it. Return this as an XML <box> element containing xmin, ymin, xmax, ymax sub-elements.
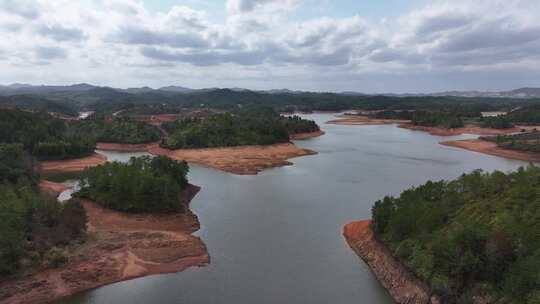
<box><xmin>0</xmin><ymin>0</ymin><xmax>539</xmax><ymax>92</ymax></box>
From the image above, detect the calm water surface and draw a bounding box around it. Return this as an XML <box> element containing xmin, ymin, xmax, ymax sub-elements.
<box><xmin>59</xmin><ymin>113</ymin><xmax>528</xmax><ymax>304</ymax></box>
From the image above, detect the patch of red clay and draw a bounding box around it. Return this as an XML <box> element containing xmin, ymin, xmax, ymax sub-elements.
<box><xmin>343</xmin><ymin>220</ymin><xmax>440</xmax><ymax>304</ymax></box>
<box><xmin>39</xmin><ymin>180</ymin><xmax>67</xmax><ymax>196</ymax></box>
<box><xmin>149</xmin><ymin>142</ymin><xmax>317</xmax><ymax>175</ymax></box>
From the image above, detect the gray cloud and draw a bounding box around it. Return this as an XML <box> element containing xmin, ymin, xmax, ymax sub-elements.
<box><xmin>436</xmin><ymin>19</ymin><xmax>540</xmax><ymax>53</ymax></box>
<box><xmin>38</xmin><ymin>25</ymin><xmax>86</xmax><ymax>42</ymax></box>
<box><xmin>35</xmin><ymin>46</ymin><xmax>67</xmax><ymax>60</ymax></box>
<box><xmin>292</xmin><ymin>27</ymin><xmax>334</xmax><ymax>48</ymax></box>
<box><xmin>112</xmin><ymin>26</ymin><xmax>209</xmax><ymax>49</ymax></box>
<box><xmin>416</xmin><ymin>14</ymin><xmax>474</xmax><ymax>36</ymax></box>
<box><xmin>282</xmin><ymin>47</ymin><xmax>352</xmax><ymax>66</ymax></box>
<box><xmin>2</xmin><ymin>22</ymin><xmax>22</xmax><ymax>32</ymax></box>
<box><xmin>0</xmin><ymin>0</ymin><xmax>40</xmax><ymax>19</ymax></box>
<box><xmin>228</xmin><ymin>0</ymin><xmax>274</xmax><ymax>13</ymax></box>
<box><xmin>431</xmin><ymin>39</ymin><xmax>540</xmax><ymax>66</ymax></box>
<box><xmin>140</xmin><ymin>47</ymin><xmax>266</xmax><ymax>66</ymax></box>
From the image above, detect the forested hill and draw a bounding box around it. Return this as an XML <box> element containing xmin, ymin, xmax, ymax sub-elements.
<box><xmin>0</xmin><ymin>109</ymin><xmax>161</xmax><ymax>160</ymax></box>
<box><xmin>3</xmin><ymin>86</ymin><xmax>540</xmax><ymax>115</ymax></box>
<box><xmin>0</xmin><ymin>143</ymin><xmax>87</xmax><ymax>275</ymax></box>
<box><xmin>0</xmin><ymin>109</ymin><xmax>95</xmax><ymax>160</ymax></box>
<box><xmin>371</xmin><ymin>167</ymin><xmax>540</xmax><ymax>303</ymax></box>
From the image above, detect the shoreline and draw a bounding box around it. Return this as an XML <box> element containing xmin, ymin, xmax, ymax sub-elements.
<box><xmin>343</xmin><ymin>220</ymin><xmax>440</xmax><ymax>304</ymax></box>
<box><xmin>441</xmin><ymin>139</ymin><xmax>540</xmax><ymax>162</ymax></box>
<box><xmin>40</xmin><ymin>153</ymin><xmax>107</xmax><ymax>173</ymax></box>
<box><xmin>41</xmin><ymin>130</ymin><xmax>324</xmax><ymax>176</ymax></box>
<box><xmin>326</xmin><ymin>115</ymin><xmax>409</xmax><ymax>126</ymax></box>
<box><xmin>0</xmin><ymin>183</ymin><xmax>208</xmax><ymax>304</ymax></box>
<box><xmin>398</xmin><ymin>123</ymin><xmax>521</xmax><ymax>136</ymax></box>
<box><xmin>148</xmin><ymin>142</ymin><xmax>317</xmax><ymax>175</ymax></box>
<box><xmin>289</xmin><ymin>130</ymin><xmax>325</xmax><ymax>140</ymax></box>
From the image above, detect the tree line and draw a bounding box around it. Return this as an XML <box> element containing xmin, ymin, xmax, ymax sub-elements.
<box><xmin>74</xmin><ymin>114</ymin><xmax>161</xmax><ymax>144</ymax></box>
<box><xmin>0</xmin><ymin>109</ymin><xmax>161</xmax><ymax>161</ymax></box>
<box><xmin>371</xmin><ymin>166</ymin><xmax>540</xmax><ymax>303</ymax></box>
<box><xmin>411</xmin><ymin>110</ymin><xmax>465</xmax><ymax>129</ymax></box>
<box><xmin>77</xmin><ymin>156</ymin><xmax>190</xmax><ymax>213</ymax></box>
<box><xmin>0</xmin><ymin>144</ymin><xmax>86</xmax><ymax>275</ymax></box>
<box><xmin>482</xmin><ymin>131</ymin><xmax>540</xmax><ymax>153</ymax></box>
<box><xmin>161</xmin><ymin>109</ymin><xmax>319</xmax><ymax>149</ymax></box>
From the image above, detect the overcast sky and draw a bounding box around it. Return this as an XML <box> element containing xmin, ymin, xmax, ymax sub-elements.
<box><xmin>0</xmin><ymin>0</ymin><xmax>539</xmax><ymax>93</ymax></box>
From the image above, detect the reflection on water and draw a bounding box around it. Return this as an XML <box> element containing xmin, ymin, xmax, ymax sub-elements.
<box><xmin>58</xmin><ymin>114</ymin><xmax>528</xmax><ymax>304</ymax></box>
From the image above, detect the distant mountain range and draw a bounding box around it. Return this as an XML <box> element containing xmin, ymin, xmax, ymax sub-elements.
<box><xmin>415</xmin><ymin>87</ymin><xmax>540</xmax><ymax>99</ymax></box>
<box><xmin>1</xmin><ymin>83</ymin><xmax>539</xmax><ymax>98</ymax></box>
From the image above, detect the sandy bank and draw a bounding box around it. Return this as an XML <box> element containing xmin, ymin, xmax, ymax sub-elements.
<box><xmin>0</xmin><ymin>185</ymin><xmax>208</xmax><ymax>304</ymax></box>
<box><xmin>40</xmin><ymin>153</ymin><xmax>107</xmax><ymax>173</ymax></box>
<box><xmin>289</xmin><ymin>130</ymin><xmax>325</xmax><ymax>140</ymax></box>
<box><xmin>343</xmin><ymin>220</ymin><xmax>440</xmax><ymax>304</ymax></box>
<box><xmin>96</xmin><ymin>142</ymin><xmax>158</xmax><ymax>152</ymax></box>
<box><xmin>399</xmin><ymin>123</ymin><xmax>522</xmax><ymax>136</ymax></box>
<box><xmin>149</xmin><ymin>142</ymin><xmax>317</xmax><ymax>175</ymax></box>
<box><xmin>441</xmin><ymin>139</ymin><xmax>540</xmax><ymax>162</ymax></box>
<box><xmin>327</xmin><ymin>115</ymin><xmax>409</xmax><ymax>126</ymax></box>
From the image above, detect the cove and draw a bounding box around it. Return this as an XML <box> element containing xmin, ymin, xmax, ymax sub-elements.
<box><xmin>58</xmin><ymin>113</ymin><xmax>528</xmax><ymax>304</ymax></box>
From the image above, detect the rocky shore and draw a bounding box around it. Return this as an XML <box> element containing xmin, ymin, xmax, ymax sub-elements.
<box><xmin>343</xmin><ymin>220</ymin><xmax>441</xmax><ymax>304</ymax></box>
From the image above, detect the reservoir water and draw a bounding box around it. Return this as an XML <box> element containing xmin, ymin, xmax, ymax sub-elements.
<box><xmin>59</xmin><ymin>113</ymin><xmax>528</xmax><ymax>304</ymax></box>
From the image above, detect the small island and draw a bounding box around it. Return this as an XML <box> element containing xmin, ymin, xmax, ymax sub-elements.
<box><xmin>152</xmin><ymin>109</ymin><xmax>322</xmax><ymax>174</ymax></box>
<box><xmin>345</xmin><ymin>167</ymin><xmax>540</xmax><ymax>304</ymax></box>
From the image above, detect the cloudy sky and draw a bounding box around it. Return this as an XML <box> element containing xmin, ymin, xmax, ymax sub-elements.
<box><xmin>0</xmin><ymin>0</ymin><xmax>539</xmax><ymax>93</ymax></box>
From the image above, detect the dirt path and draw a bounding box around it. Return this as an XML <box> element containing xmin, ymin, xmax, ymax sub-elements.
<box><xmin>441</xmin><ymin>139</ymin><xmax>540</xmax><ymax>162</ymax></box>
<box><xmin>0</xmin><ymin>185</ymin><xmax>208</xmax><ymax>304</ymax></box>
<box><xmin>149</xmin><ymin>142</ymin><xmax>317</xmax><ymax>175</ymax></box>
